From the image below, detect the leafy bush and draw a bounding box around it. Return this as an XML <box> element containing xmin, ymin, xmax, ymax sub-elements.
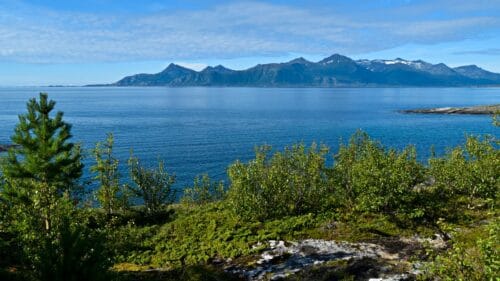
<box><xmin>227</xmin><ymin>143</ymin><xmax>331</xmax><ymax>221</ymax></box>
<box><xmin>181</xmin><ymin>174</ymin><xmax>226</xmax><ymax>206</ymax></box>
<box><xmin>332</xmin><ymin>131</ymin><xmax>425</xmax><ymax>216</ymax></box>
<box><xmin>92</xmin><ymin>133</ymin><xmax>127</xmax><ymax>215</ymax></box>
<box><xmin>126</xmin><ymin>155</ymin><xmax>176</xmax><ymax>215</ymax></box>
<box><xmin>420</xmin><ymin>219</ymin><xmax>499</xmax><ymax>281</ymax></box>
<box><xmin>0</xmin><ymin>177</ymin><xmax>23</xmax><ymax>272</ymax></box>
<box><xmin>35</xmin><ymin>214</ymin><xmax>112</xmax><ymax>281</ymax></box>
<box><xmin>428</xmin><ymin>135</ymin><xmax>499</xmax><ymax>209</ymax></box>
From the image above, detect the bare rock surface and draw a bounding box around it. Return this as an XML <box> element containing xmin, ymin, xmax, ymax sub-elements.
<box><xmin>225</xmin><ymin>238</ymin><xmax>434</xmax><ymax>280</ymax></box>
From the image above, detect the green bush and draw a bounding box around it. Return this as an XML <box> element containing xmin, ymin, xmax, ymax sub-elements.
<box><xmin>0</xmin><ymin>177</ymin><xmax>22</xmax><ymax>272</ymax></box>
<box><xmin>92</xmin><ymin>133</ymin><xmax>127</xmax><ymax>215</ymax></box>
<box><xmin>420</xmin><ymin>219</ymin><xmax>499</xmax><ymax>281</ymax></box>
<box><xmin>332</xmin><ymin>131</ymin><xmax>425</xmax><ymax>216</ymax></box>
<box><xmin>227</xmin><ymin>143</ymin><xmax>331</xmax><ymax>221</ymax></box>
<box><xmin>428</xmin><ymin>135</ymin><xmax>499</xmax><ymax>209</ymax></box>
<box><xmin>35</xmin><ymin>214</ymin><xmax>112</xmax><ymax>281</ymax></box>
<box><xmin>181</xmin><ymin>174</ymin><xmax>225</xmax><ymax>206</ymax></box>
<box><xmin>126</xmin><ymin>155</ymin><xmax>176</xmax><ymax>215</ymax></box>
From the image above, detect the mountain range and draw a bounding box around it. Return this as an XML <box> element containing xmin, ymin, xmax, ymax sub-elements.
<box><xmin>101</xmin><ymin>54</ymin><xmax>500</xmax><ymax>87</ymax></box>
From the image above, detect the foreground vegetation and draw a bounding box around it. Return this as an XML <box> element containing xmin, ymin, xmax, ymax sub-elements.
<box><xmin>0</xmin><ymin>93</ymin><xmax>498</xmax><ymax>280</ymax></box>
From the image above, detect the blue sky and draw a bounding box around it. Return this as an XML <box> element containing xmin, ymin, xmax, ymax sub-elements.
<box><xmin>0</xmin><ymin>0</ymin><xmax>499</xmax><ymax>85</ymax></box>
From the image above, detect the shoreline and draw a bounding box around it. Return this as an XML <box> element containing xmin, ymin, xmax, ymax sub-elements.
<box><xmin>401</xmin><ymin>104</ymin><xmax>500</xmax><ymax>115</ymax></box>
<box><xmin>0</xmin><ymin>144</ymin><xmax>16</xmax><ymax>153</ymax></box>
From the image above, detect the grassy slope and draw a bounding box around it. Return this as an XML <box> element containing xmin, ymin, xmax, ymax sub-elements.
<box><xmin>110</xmin><ymin>201</ymin><xmax>497</xmax><ymax>280</ymax></box>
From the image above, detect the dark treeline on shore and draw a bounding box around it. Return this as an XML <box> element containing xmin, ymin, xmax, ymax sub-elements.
<box><xmin>0</xmin><ymin>93</ymin><xmax>498</xmax><ymax>281</ymax></box>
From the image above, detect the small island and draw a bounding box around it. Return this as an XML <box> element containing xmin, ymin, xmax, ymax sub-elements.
<box><xmin>402</xmin><ymin>104</ymin><xmax>500</xmax><ymax>115</ymax></box>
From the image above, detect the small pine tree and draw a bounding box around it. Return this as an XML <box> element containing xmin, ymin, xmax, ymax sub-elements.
<box><xmin>0</xmin><ymin>93</ymin><xmax>110</xmax><ymax>281</ymax></box>
<box><xmin>1</xmin><ymin>93</ymin><xmax>83</xmax><ymax>233</ymax></box>
<box><xmin>91</xmin><ymin>133</ymin><xmax>124</xmax><ymax>215</ymax></box>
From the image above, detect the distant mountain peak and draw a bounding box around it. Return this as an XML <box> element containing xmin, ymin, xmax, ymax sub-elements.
<box><xmin>454</xmin><ymin>64</ymin><xmax>500</xmax><ymax>80</ymax></box>
<box><xmin>287</xmin><ymin>57</ymin><xmax>312</xmax><ymax>64</ymax></box>
<box><xmin>162</xmin><ymin>63</ymin><xmax>190</xmax><ymax>72</ymax></box>
<box><xmin>319</xmin><ymin>53</ymin><xmax>353</xmax><ymax>65</ymax></box>
<box><xmin>202</xmin><ymin>65</ymin><xmax>234</xmax><ymax>72</ymax></box>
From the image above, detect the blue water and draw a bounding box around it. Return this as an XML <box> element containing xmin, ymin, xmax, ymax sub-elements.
<box><xmin>0</xmin><ymin>87</ymin><xmax>498</xmax><ymax>190</ymax></box>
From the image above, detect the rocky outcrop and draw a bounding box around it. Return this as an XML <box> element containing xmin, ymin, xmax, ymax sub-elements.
<box><xmin>402</xmin><ymin>104</ymin><xmax>500</xmax><ymax>115</ymax></box>
<box><xmin>225</xmin><ymin>236</ymin><xmax>447</xmax><ymax>280</ymax></box>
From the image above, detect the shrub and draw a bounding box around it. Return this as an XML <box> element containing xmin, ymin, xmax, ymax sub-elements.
<box><xmin>0</xmin><ymin>177</ymin><xmax>22</xmax><ymax>272</ymax></box>
<box><xmin>91</xmin><ymin>133</ymin><xmax>127</xmax><ymax>215</ymax></box>
<box><xmin>332</xmin><ymin>131</ymin><xmax>425</xmax><ymax>216</ymax></box>
<box><xmin>126</xmin><ymin>155</ymin><xmax>176</xmax><ymax>215</ymax></box>
<box><xmin>428</xmin><ymin>135</ymin><xmax>499</xmax><ymax>209</ymax></box>
<box><xmin>181</xmin><ymin>174</ymin><xmax>226</xmax><ymax>206</ymax></box>
<box><xmin>35</xmin><ymin>213</ymin><xmax>112</xmax><ymax>281</ymax></box>
<box><xmin>420</xmin><ymin>219</ymin><xmax>499</xmax><ymax>281</ymax></box>
<box><xmin>227</xmin><ymin>143</ymin><xmax>331</xmax><ymax>221</ymax></box>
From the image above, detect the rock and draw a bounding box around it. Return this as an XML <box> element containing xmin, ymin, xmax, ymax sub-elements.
<box><xmin>401</xmin><ymin>104</ymin><xmax>500</xmax><ymax>115</ymax></box>
<box><xmin>369</xmin><ymin>274</ymin><xmax>410</xmax><ymax>281</ymax></box>
<box><xmin>227</xmin><ymin>239</ymin><xmax>412</xmax><ymax>280</ymax></box>
<box><xmin>399</xmin><ymin>234</ymin><xmax>447</xmax><ymax>250</ymax></box>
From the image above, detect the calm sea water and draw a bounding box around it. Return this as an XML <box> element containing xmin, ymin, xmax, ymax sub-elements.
<box><xmin>0</xmin><ymin>87</ymin><xmax>499</xmax><ymax>189</ymax></box>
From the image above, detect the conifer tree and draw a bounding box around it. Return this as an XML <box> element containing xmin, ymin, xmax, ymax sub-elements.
<box><xmin>0</xmin><ymin>93</ymin><xmax>82</xmax><ymax>232</ymax></box>
<box><xmin>0</xmin><ymin>94</ymin><xmax>110</xmax><ymax>280</ymax></box>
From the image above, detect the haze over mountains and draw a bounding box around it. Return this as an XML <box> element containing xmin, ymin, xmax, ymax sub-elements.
<box><xmin>103</xmin><ymin>54</ymin><xmax>500</xmax><ymax>87</ymax></box>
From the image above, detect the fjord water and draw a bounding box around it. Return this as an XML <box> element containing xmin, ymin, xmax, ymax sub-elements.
<box><xmin>0</xmin><ymin>87</ymin><xmax>498</xmax><ymax>189</ymax></box>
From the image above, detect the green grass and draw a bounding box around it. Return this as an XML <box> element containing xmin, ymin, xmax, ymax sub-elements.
<box><xmin>110</xmin><ymin>203</ymin><xmax>445</xmax><ymax>270</ymax></box>
<box><xmin>112</xmin><ymin>202</ymin><xmax>323</xmax><ymax>268</ymax></box>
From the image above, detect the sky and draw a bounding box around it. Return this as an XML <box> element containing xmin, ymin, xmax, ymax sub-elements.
<box><xmin>0</xmin><ymin>0</ymin><xmax>499</xmax><ymax>85</ymax></box>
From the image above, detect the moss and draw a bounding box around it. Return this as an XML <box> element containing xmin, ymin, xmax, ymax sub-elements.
<box><xmin>113</xmin><ymin>263</ymin><xmax>154</xmax><ymax>272</ymax></box>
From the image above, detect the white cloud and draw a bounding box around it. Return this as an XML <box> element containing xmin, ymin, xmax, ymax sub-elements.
<box><xmin>453</xmin><ymin>48</ymin><xmax>500</xmax><ymax>56</ymax></box>
<box><xmin>0</xmin><ymin>1</ymin><xmax>499</xmax><ymax>63</ymax></box>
